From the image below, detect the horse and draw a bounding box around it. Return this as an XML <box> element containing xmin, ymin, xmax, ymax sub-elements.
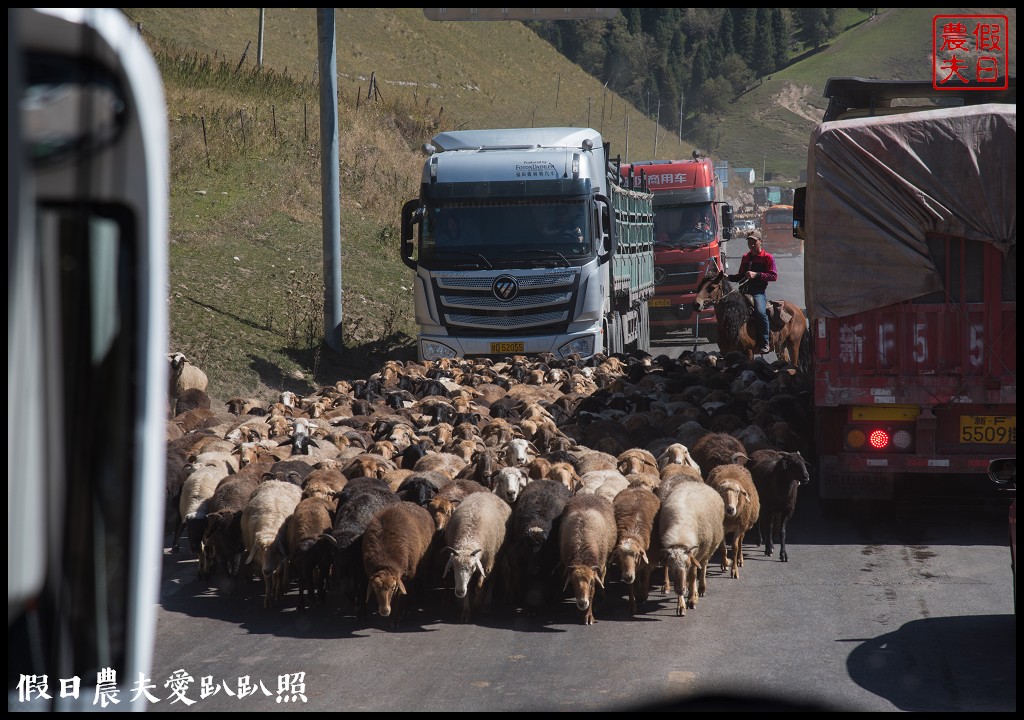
<box><xmin>692</xmin><ymin>269</ymin><xmax>807</xmax><ymax>367</ymax></box>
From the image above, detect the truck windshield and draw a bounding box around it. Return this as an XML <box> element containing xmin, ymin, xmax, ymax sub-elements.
<box><xmin>653</xmin><ymin>203</ymin><xmax>716</xmax><ymax>248</ymax></box>
<box><xmin>420</xmin><ymin>199</ymin><xmax>591</xmax><ymax>262</ymax></box>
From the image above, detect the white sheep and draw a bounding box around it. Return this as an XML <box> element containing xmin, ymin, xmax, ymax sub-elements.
<box><xmin>241</xmin><ymin>479</ymin><xmax>302</xmax><ymax>608</ymax></box>
<box><xmin>659</xmin><ymin>481</ymin><xmax>725</xmax><ymax>617</ymax></box>
<box><xmin>168</xmin><ymin>352</ymin><xmax>208</xmax><ymax>416</ymax></box>
<box><xmin>576</xmin><ymin>469</ymin><xmax>630</xmax><ymax>502</ymax></box>
<box><xmin>174</xmin><ymin>463</ymin><xmax>230</xmax><ymax>555</ymax></box>
<box><xmin>492</xmin><ymin>466</ymin><xmax>531</xmax><ymax>505</ymax></box>
<box><xmin>656</xmin><ymin>442</ymin><xmax>702</xmax><ymax>474</ymax></box>
<box><xmin>442</xmin><ymin>492</ymin><xmax>512</xmax><ymax>623</ymax></box>
<box><xmin>501</xmin><ymin>437</ymin><xmax>540</xmax><ymax>468</ymax></box>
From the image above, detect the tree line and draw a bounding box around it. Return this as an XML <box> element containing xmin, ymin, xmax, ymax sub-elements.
<box><xmin>527</xmin><ymin>8</ymin><xmax>852</xmax><ymax>131</ymax></box>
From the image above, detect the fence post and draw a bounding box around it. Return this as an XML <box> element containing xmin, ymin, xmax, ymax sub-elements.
<box><xmin>201</xmin><ymin>115</ymin><xmax>210</xmax><ymax>170</ymax></box>
<box><xmin>235</xmin><ymin>39</ymin><xmax>251</xmax><ymax>74</ymax></box>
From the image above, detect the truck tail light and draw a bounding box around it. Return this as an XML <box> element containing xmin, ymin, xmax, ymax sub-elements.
<box><xmin>891</xmin><ymin>429</ymin><xmax>913</xmax><ymax>450</ymax></box>
<box><xmin>845</xmin><ymin>424</ymin><xmax>915</xmax><ymax>453</ymax></box>
<box><xmin>868</xmin><ymin>429</ymin><xmax>890</xmax><ymax>449</ymax></box>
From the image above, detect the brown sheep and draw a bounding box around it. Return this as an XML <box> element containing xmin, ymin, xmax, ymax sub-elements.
<box><xmin>174</xmin><ymin>388</ymin><xmax>212</xmax><ymax>417</ymax></box>
<box><xmin>611</xmin><ymin>487</ymin><xmax>662</xmax><ymax>614</ymax></box>
<box><xmin>691</xmin><ymin>431</ymin><xmax>748</xmax><ymax>477</ymax></box>
<box><xmin>705</xmin><ymin>464</ymin><xmax>761</xmax><ymax>579</ymax></box>
<box><xmin>616</xmin><ymin>447</ymin><xmax>660</xmax><ymax>477</ymax></box>
<box><xmin>282</xmin><ymin>493</ymin><xmax>336</xmax><ymax>612</ymax></box>
<box><xmin>225</xmin><ymin>396</ymin><xmax>262</xmax><ymax>416</ymax></box>
<box><xmin>362</xmin><ymin>502</ymin><xmax>436</xmax><ymax>627</ymax></box>
<box><xmin>454</xmin><ymin>446</ymin><xmax>504</xmax><ymax>489</ymax></box>
<box><xmin>559</xmin><ymin>493</ymin><xmax>618</xmax><ymax>625</ymax></box>
<box><xmin>547</xmin><ymin>461</ymin><xmax>582</xmax><ymax>494</ymax></box>
<box><xmin>428</xmin><ymin>479</ymin><xmax>488</xmax><ymax>531</ymax></box>
<box><xmin>413</xmin><ymin>451</ymin><xmax>469</xmax><ymax>480</ymax></box>
<box><xmin>301</xmin><ymin>467</ymin><xmax>347</xmax><ymax>498</ymax></box>
<box><xmin>342</xmin><ymin>453</ymin><xmax>398</xmax><ymax>481</ymax></box>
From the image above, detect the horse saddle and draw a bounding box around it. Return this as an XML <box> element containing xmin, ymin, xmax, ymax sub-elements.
<box><xmin>742</xmin><ymin>295</ymin><xmax>792</xmax><ymax>331</ymax></box>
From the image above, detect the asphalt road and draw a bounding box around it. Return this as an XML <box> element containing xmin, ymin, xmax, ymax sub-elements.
<box><xmin>150</xmin><ymin>488</ymin><xmax>1016</xmax><ymax>712</ymax></box>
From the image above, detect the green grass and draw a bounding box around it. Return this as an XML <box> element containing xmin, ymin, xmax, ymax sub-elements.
<box><xmin>122</xmin><ymin>8</ymin><xmax>1016</xmax><ymax>403</ymax></box>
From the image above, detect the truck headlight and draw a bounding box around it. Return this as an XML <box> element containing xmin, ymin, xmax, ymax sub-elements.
<box><xmin>558</xmin><ymin>335</ymin><xmax>594</xmax><ymax>359</ymax></box>
<box><xmin>421</xmin><ymin>340</ymin><xmax>457</xmax><ymax>361</ymax></box>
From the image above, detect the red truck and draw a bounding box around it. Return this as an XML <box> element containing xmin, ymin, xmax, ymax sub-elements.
<box><xmin>621</xmin><ymin>157</ymin><xmax>734</xmax><ymax>342</ymax></box>
<box><xmin>796</xmin><ymin>77</ymin><xmax>1016</xmax><ymax>501</ymax></box>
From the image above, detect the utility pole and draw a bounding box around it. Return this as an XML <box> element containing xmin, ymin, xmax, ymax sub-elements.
<box><xmin>678</xmin><ymin>94</ymin><xmax>684</xmax><ymax>144</ymax></box>
<box><xmin>257</xmin><ymin>9</ymin><xmax>265</xmax><ymax>67</ymax></box>
<box><xmin>653</xmin><ymin>99</ymin><xmax>660</xmax><ymax>156</ymax></box>
<box><xmin>317</xmin><ymin>8</ymin><xmax>342</xmax><ymax>352</ymax></box>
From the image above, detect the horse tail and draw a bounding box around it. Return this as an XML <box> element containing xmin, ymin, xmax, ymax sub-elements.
<box><xmin>798</xmin><ymin>333</ymin><xmax>813</xmax><ymax>374</ymax></box>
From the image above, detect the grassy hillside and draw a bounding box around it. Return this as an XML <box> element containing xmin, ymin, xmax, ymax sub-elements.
<box><xmin>121</xmin><ymin>8</ymin><xmax>1015</xmax><ymax>403</ymax></box>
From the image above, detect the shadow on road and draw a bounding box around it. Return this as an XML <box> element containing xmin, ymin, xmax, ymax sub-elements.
<box><xmin>846</xmin><ymin>614</ymin><xmax>1016</xmax><ymax>711</ymax></box>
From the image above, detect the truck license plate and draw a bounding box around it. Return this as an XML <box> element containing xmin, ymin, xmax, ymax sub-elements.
<box><xmin>649</xmin><ymin>298</ymin><xmax>672</xmax><ymax>307</ymax></box>
<box><xmin>959</xmin><ymin>415</ymin><xmax>1016</xmax><ymax>444</ymax></box>
<box><xmin>490</xmin><ymin>341</ymin><xmax>524</xmax><ymax>354</ymax></box>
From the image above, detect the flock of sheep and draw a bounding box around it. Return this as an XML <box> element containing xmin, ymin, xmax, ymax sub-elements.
<box><xmin>166</xmin><ymin>348</ymin><xmax>812</xmax><ymax>626</ymax></box>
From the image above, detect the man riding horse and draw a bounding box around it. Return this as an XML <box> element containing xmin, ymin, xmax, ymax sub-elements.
<box><xmin>691</xmin><ymin>238</ymin><xmax>807</xmax><ymax>368</ymax></box>
<box><xmin>728</xmin><ymin>231</ymin><xmax>776</xmax><ymax>354</ymax></box>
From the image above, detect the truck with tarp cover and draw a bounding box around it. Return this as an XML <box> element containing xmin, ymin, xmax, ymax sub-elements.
<box><xmin>796</xmin><ymin>77</ymin><xmax>1016</xmax><ymax>500</ymax></box>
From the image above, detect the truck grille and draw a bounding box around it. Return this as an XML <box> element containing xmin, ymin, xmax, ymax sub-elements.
<box><xmin>433</xmin><ymin>270</ymin><xmax>578</xmax><ymax>333</ymax></box>
<box><xmin>656</xmin><ymin>262</ymin><xmax>701</xmax><ymax>286</ymax></box>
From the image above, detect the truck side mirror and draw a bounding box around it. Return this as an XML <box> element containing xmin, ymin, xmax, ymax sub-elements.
<box><xmin>595</xmin><ymin>195</ymin><xmax>614</xmax><ymax>263</ymax></box>
<box><xmin>720</xmin><ymin>204</ymin><xmax>735</xmax><ymax>240</ymax></box>
<box><xmin>792</xmin><ymin>187</ymin><xmax>806</xmax><ymax>239</ymax></box>
<box><xmin>400</xmin><ymin>200</ymin><xmax>420</xmax><ymax>270</ymax></box>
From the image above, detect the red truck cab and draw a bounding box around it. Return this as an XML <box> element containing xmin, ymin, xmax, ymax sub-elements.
<box><xmin>621</xmin><ymin>158</ymin><xmax>733</xmax><ymax>342</ymax></box>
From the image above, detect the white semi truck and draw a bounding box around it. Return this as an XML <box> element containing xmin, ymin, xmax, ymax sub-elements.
<box><xmin>400</xmin><ymin>127</ymin><xmax>655</xmax><ymax>361</ymax></box>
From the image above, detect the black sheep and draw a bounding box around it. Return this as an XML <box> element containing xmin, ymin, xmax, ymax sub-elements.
<box><xmin>507</xmin><ymin>479</ymin><xmax>572</xmax><ymax>614</ymax></box>
<box><xmin>748</xmin><ymin>449</ymin><xmax>810</xmax><ymax>562</ymax></box>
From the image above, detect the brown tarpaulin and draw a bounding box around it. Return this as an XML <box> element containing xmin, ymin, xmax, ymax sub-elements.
<box><xmin>804</xmin><ymin>103</ymin><xmax>1016</xmax><ymax>319</ymax></box>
